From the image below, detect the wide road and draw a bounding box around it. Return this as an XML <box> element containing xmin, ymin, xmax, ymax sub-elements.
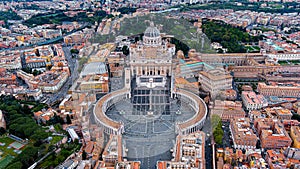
<box><xmin>46</xmin><ymin>46</ymin><xmax>79</xmax><ymax>105</ymax></box>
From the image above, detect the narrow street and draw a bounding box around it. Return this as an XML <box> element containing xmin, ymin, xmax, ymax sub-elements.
<box><xmin>201</xmin><ymin>115</ymin><xmax>213</xmax><ymax>169</ymax></box>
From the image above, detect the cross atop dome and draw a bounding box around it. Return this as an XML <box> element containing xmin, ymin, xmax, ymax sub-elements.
<box><xmin>150</xmin><ymin>21</ymin><xmax>155</xmax><ymax>27</ymax></box>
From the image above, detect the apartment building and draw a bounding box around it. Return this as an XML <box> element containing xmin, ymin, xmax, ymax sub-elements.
<box><xmin>254</xmin><ymin>118</ymin><xmax>292</xmax><ymax>149</ymax></box>
<box><xmin>258</xmin><ymin>82</ymin><xmax>300</xmax><ymax>98</ymax></box>
<box><xmin>241</xmin><ymin>91</ymin><xmax>268</xmax><ymax>110</ymax></box>
<box><xmin>230</xmin><ymin>118</ymin><xmax>258</xmax><ymax>150</ymax></box>
<box><xmin>199</xmin><ymin>68</ymin><xmax>233</xmax><ymax>99</ymax></box>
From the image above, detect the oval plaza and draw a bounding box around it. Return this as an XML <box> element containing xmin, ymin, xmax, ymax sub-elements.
<box><xmin>93</xmin><ymin>22</ymin><xmax>207</xmax><ymax>136</ymax></box>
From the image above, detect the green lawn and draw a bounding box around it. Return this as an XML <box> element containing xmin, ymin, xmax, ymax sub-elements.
<box><xmin>0</xmin><ymin>155</ymin><xmax>14</xmax><ymax>169</ymax></box>
<box><xmin>278</xmin><ymin>60</ymin><xmax>288</xmax><ymax>65</ymax></box>
<box><xmin>272</xmin><ymin>4</ymin><xmax>284</xmax><ymax>9</ymax></box>
<box><xmin>0</xmin><ymin>137</ymin><xmax>14</xmax><ymax>145</ymax></box>
<box><xmin>278</xmin><ymin>60</ymin><xmax>300</xmax><ymax>66</ymax></box>
<box><xmin>54</xmin><ymin>124</ymin><xmax>66</xmax><ymax>134</ymax></box>
<box><xmin>252</xmin><ymin>46</ymin><xmax>260</xmax><ymax>50</ymax></box>
<box><xmin>289</xmin><ymin>60</ymin><xmax>300</xmax><ymax>64</ymax></box>
<box><xmin>0</xmin><ymin>137</ymin><xmax>17</xmax><ymax>157</ymax></box>
<box><xmin>245</xmin><ymin>45</ymin><xmax>260</xmax><ymax>52</ymax></box>
<box><xmin>50</xmin><ymin>136</ymin><xmax>63</xmax><ymax>145</ymax></box>
<box><xmin>0</xmin><ymin>137</ymin><xmax>21</xmax><ymax>169</ymax></box>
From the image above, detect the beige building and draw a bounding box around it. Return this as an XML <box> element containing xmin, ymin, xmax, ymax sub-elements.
<box><xmin>0</xmin><ymin>110</ymin><xmax>6</xmax><ymax>129</ymax></box>
<box><xmin>70</xmin><ymin>62</ymin><xmax>109</xmax><ymax>94</ymax></box>
<box><xmin>129</xmin><ymin>22</ymin><xmax>176</xmax><ymax>114</ymax></box>
<box><xmin>210</xmin><ymin>100</ymin><xmax>245</xmax><ymax>122</ymax></box>
<box><xmin>18</xmin><ymin>71</ymin><xmax>69</xmax><ymax>93</ymax></box>
<box><xmin>199</xmin><ymin>68</ymin><xmax>233</xmax><ymax>99</ymax></box>
<box><xmin>42</xmin><ymin>29</ymin><xmax>62</xmax><ymax>39</ymax></box>
<box><xmin>290</xmin><ymin>126</ymin><xmax>300</xmax><ymax>149</ymax></box>
<box><xmin>63</xmin><ymin>32</ymin><xmax>84</xmax><ymax>45</ymax></box>
<box><xmin>241</xmin><ymin>91</ymin><xmax>268</xmax><ymax>110</ymax></box>
<box><xmin>157</xmin><ymin>131</ymin><xmax>206</xmax><ymax>169</ymax></box>
<box><xmin>79</xmin><ymin>74</ymin><xmax>109</xmax><ymax>93</ymax></box>
<box><xmin>256</xmin><ymin>107</ymin><xmax>293</xmax><ymax>120</ymax></box>
<box><xmin>96</xmin><ymin>134</ymin><xmax>140</xmax><ymax>169</ymax></box>
<box><xmin>34</xmin><ymin>72</ymin><xmax>69</xmax><ymax>93</ymax></box>
<box><xmin>274</xmin><ymin>108</ymin><xmax>293</xmax><ymax>120</ymax></box>
<box><xmin>198</xmin><ymin>53</ymin><xmax>264</xmax><ymax>66</ymax></box>
<box><xmin>258</xmin><ymin>82</ymin><xmax>300</xmax><ymax>98</ymax></box>
<box><xmin>107</xmin><ymin>52</ymin><xmax>125</xmax><ymax>77</ymax></box>
<box><xmin>102</xmin><ymin>135</ymin><xmax>122</xmax><ymax>165</ymax></box>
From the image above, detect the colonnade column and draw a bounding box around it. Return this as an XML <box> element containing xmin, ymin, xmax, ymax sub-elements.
<box><xmin>146</xmin><ymin>66</ymin><xmax>148</xmax><ymax>75</ymax></box>
<box><xmin>131</xmin><ymin>66</ymin><xmax>134</xmax><ymax>75</ymax></box>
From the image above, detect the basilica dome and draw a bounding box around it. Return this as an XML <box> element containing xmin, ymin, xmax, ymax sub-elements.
<box><xmin>144</xmin><ymin>22</ymin><xmax>160</xmax><ymax>38</ymax></box>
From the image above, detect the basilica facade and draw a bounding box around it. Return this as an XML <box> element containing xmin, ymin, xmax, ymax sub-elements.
<box><xmin>129</xmin><ymin>22</ymin><xmax>175</xmax><ymax>78</ymax></box>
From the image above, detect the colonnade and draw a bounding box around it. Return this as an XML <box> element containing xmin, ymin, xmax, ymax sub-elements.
<box><xmin>93</xmin><ymin>89</ymin><xmax>130</xmax><ymax>135</ymax></box>
<box><xmin>131</xmin><ymin>65</ymin><xmax>172</xmax><ymax>76</ymax></box>
<box><xmin>174</xmin><ymin>89</ymin><xmax>208</xmax><ymax>135</ymax></box>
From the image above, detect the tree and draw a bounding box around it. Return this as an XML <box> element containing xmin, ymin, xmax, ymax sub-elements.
<box><xmin>217</xmin><ymin>48</ymin><xmax>224</xmax><ymax>53</ymax></box>
<box><xmin>211</xmin><ymin>115</ymin><xmax>224</xmax><ymax>145</ymax></box>
<box><xmin>13</xmin><ymin>146</ymin><xmax>38</xmax><ymax>167</ymax></box>
<box><xmin>0</xmin><ymin>127</ymin><xmax>6</xmax><ymax>135</ymax></box>
<box><xmin>211</xmin><ymin>114</ymin><xmax>221</xmax><ymax>131</ymax></box>
<box><xmin>1</xmin><ymin>96</ymin><xmax>54</xmax><ymax>168</ymax></box>
<box><xmin>32</xmin><ymin>69</ymin><xmax>41</xmax><ymax>76</ymax></box>
<box><xmin>213</xmin><ymin>125</ymin><xmax>224</xmax><ymax>145</ymax></box>
<box><xmin>66</xmin><ymin>114</ymin><xmax>72</xmax><ymax>124</ymax></box>
<box><xmin>292</xmin><ymin>114</ymin><xmax>300</xmax><ymax>122</ymax></box>
<box><xmin>70</xmin><ymin>49</ymin><xmax>79</xmax><ymax>54</ymax></box>
<box><xmin>6</xmin><ymin>162</ymin><xmax>22</xmax><ymax>169</ymax></box>
<box><xmin>82</xmin><ymin>150</ymin><xmax>87</xmax><ymax>160</ymax></box>
<box><xmin>214</xmin><ymin>133</ymin><xmax>223</xmax><ymax>145</ymax></box>
<box><xmin>117</xmin><ymin>7</ymin><xmax>137</xmax><ymax>14</ymax></box>
<box><xmin>35</xmin><ymin>49</ymin><xmax>40</xmax><ymax>56</ymax></box>
<box><xmin>22</xmin><ymin>67</ymin><xmax>32</xmax><ymax>74</ymax></box>
<box><xmin>122</xmin><ymin>45</ymin><xmax>129</xmax><ymax>56</ymax></box>
<box><xmin>24</xmin><ymin>128</ymin><xmax>35</xmax><ymax>137</ymax></box>
<box><xmin>171</xmin><ymin>38</ymin><xmax>190</xmax><ymax>55</ymax></box>
<box><xmin>107</xmin><ymin>14</ymin><xmax>114</xmax><ymax>19</ymax></box>
<box><xmin>202</xmin><ymin>20</ymin><xmax>258</xmax><ymax>53</ymax></box>
<box><xmin>31</xmin><ymin>129</ymin><xmax>49</xmax><ymax>141</ymax></box>
<box><xmin>46</xmin><ymin>65</ymin><xmax>52</xmax><ymax>70</ymax></box>
<box><xmin>59</xmin><ymin>116</ymin><xmax>65</xmax><ymax>125</ymax></box>
<box><xmin>74</xmin><ymin>139</ymin><xmax>79</xmax><ymax>145</ymax></box>
<box><xmin>22</xmin><ymin>104</ymin><xmax>31</xmax><ymax>115</ymax></box>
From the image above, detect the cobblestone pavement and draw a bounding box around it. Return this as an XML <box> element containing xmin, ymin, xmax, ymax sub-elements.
<box><xmin>106</xmin><ymin>99</ymin><xmax>196</xmax><ymax>169</ymax></box>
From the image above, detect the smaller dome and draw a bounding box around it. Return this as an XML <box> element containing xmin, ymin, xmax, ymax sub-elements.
<box><xmin>144</xmin><ymin>22</ymin><xmax>160</xmax><ymax>38</ymax></box>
